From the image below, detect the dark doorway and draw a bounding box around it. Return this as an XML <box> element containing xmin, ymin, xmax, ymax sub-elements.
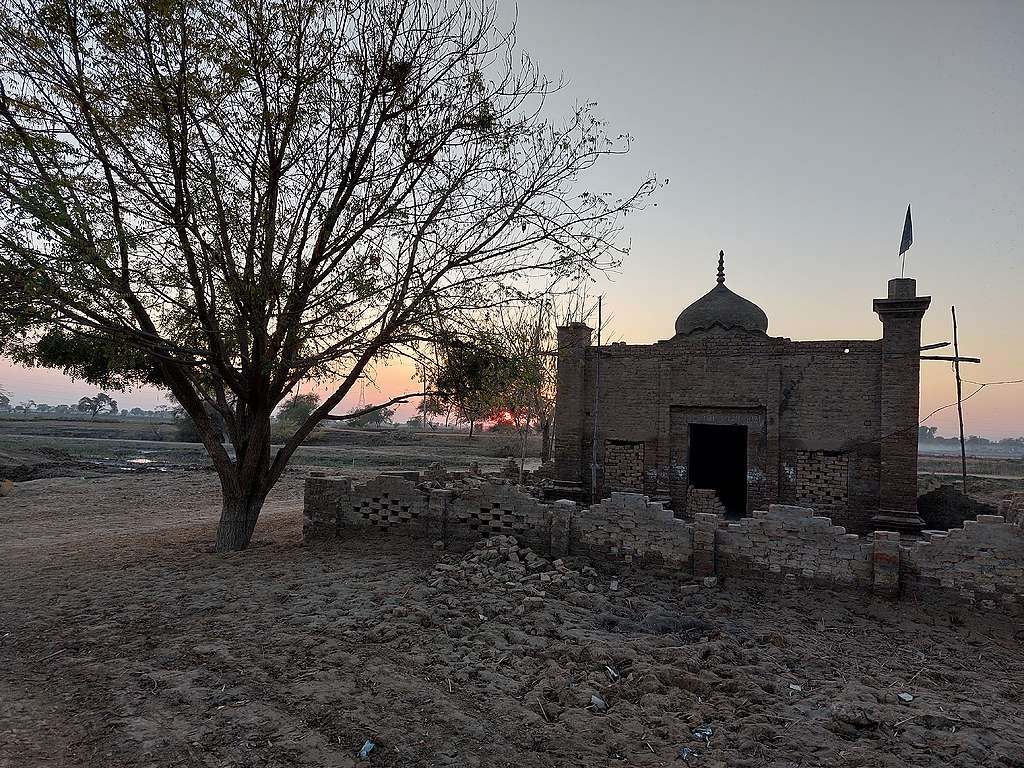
<box><xmin>688</xmin><ymin>423</ymin><xmax>747</xmax><ymax>518</ymax></box>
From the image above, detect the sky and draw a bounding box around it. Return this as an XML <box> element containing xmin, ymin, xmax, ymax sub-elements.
<box><xmin>2</xmin><ymin>0</ymin><xmax>1022</xmax><ymax>437</ymax></box>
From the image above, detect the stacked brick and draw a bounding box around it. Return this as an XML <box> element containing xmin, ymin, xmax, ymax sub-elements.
<box><xmin>571</xmin><ymin>492</ymin><xmax>692</xmax><ymax>569</ymax></box>
<box><xmin>902</xmin><ymin>515</ymin><xmax>1024</xmax><ymax>608</ymax></box>
<box><xmin>603</xmin><ymin>441</ymin><xmax>644</xmax><ymax>491</ymax></box>
<box><xmin>795</xmin><ymin>450</ymin><xmax>849</xmax><ymax>513</ymax></box>
<box><xmin>687</xmin><ymin>486</ymin><xmax>727</xmax><ymax>517</ymax></box>
<box><xmin>716</xmin><ymin>504</ymin><xmax>872</xmax><ymax>587</ymax></box>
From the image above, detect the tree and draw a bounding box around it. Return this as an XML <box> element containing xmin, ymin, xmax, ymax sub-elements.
<box><xmin>77</xmin><ymin>392</ymin><xmax>117</xmax><ymax>418</ymax></box>
<box><xmin>433</xmin><ymin>339</ymin><xmax>511</xmax><ymax>437</ymax></box>
<box><xmin>0</xmin><ymin>0</ymin><xmax>656</xmax><ymax>550</ymax></box>
<box><xmin>919</xmin><ymin>426</ymin><xmax>938</xmax><ymax>441</ymax></box>
<box><xmin>0</xmin><ymin>388</ymin><xmax>10</xmax><ymax>410</ymax></box>
<box><xmin>343</xmin><ymin>404</ymin><xmax>395</xmax><ymax>428</ymax></box>
<box><xmin>275</xmin><ymin>393</ymin><xmax>321</xmax><ymax>429</ymax></box>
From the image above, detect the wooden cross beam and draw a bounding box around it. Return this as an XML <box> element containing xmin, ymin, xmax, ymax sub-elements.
<box><xmin>920</xmin><ymin>354</ymin><xmax>982</xmax><ymax>363</ymax></box>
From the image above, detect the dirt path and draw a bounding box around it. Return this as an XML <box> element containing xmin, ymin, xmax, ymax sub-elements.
<box><xmin>1</xmin><ymin>472</ymin><xmax>1022</xmax><ymax>767</ymax></box>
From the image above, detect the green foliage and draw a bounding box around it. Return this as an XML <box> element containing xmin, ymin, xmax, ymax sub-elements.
<box><xmin>275</xmin><ymin>393</ymin><xmax>321</xmax><ymax>428</ymax></box>
<box><xmin>344</xmin><ymin>405</ymin><xmax>395</xmax><ymax>428</ymax></box>
<box><xmin>77</xmin><ymin>392</ymin><xmax>118</xmax><ymax>418</ymax></box>
<box><xmin>25</xmin><ymin>329</ymin><xmax>164</xmax><ymax>391</ymax></box>
<box><xmin>433</xmin><ymin>338</ymin><xmax>516</xmax><ymax>427</ymax></box>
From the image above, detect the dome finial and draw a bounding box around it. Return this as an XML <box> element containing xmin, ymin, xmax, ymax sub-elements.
<box><xmin>717</xmin><ymin>250</ymin><xmax>725</xmax><ymax>285</ymax></box>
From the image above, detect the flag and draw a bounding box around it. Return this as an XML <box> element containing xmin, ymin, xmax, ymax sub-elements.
<box><xmin>899</xmin><ymin>205</ymin><xmax>913</xmax><ymax>256</ymax></box>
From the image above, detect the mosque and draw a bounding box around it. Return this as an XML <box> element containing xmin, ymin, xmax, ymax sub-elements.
<box><xmin>552</xmin><ymin>251</ymin><xmax>931</xmax><ymax>533</ymax></box>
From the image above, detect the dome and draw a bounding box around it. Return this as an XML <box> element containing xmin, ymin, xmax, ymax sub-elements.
<box><xmin>674</xmin><ymin>251</ymin><xmax>769</xmax><ymax>336</ymax></box>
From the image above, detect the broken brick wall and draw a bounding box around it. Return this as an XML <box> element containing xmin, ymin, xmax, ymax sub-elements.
<box><xmin>303</xmin><ymin>477</ymin><xmax>1024</xmax><ymax>611</ymax></box>
<box><xmin>570</xmin><ymin>492</ymin><xmax>693</xmax><ymax>570</ymax></box>
<box><xmin>901</xmin><ymin>516</ymin><xmax>1024</xmax><ymax>609</ymax></box>
<box><xmin>715</xmin><ymin>504</ymin><xmax>873</xmax><ymax>588</ymax></box>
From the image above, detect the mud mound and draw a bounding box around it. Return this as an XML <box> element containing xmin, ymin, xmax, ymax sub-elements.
<box><xmin>918</xmin><ymin>484</ymin><xmax>997</xmax><ymax>530</ymax></box>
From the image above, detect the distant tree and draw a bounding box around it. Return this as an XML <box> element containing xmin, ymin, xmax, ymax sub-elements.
<box><xmin>77</xmin><ymin>393</ymin><xmax>117</xmax><ymax>419</ymax></box>
<box><xmin>54</xmin><ymin>403</ymin><xmax>71</xmax><ymax>414</ymax></box>
<box><xmin>130</xmin><ymin>407</ymin><xmax>144</xmax><ymax>416</ymax></box>
<box><xmin>343</xmin><ymin>405</ymin><xmax>396</xmax><ymax>429</ymax></box>
<box><xmin>416</xmin><ymin>397</ymin><xmax>448</xmax><ymax>431</ymax></box>
<box><xmin>0</xmin><ymin>388</ymin><xmax>9</xmax><ymax>410</ymax></box>
<box><xmin>919</xmin><ymin>426</ymin><xmax>938</xmax><ymax>441</ymax></box>
<box><xmin>0</xmin><ymin>0</ymin><xmax>655</xmax><ymax>550</ymax></box>
<box><xmin>433</xmin><ymin>340</ymin><xmax>511</xmax><ymax>437</ymax></box>
<box><xmin>275</xmin><ymin>394</ymin><xmax>322</xmax><ymax>429</ymax></box>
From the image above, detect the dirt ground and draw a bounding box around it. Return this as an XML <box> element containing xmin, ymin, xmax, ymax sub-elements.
<box><xmin>2</xmin><ymin>470</ymin><xmax>1023</xmax><ymax>768</ymax></box>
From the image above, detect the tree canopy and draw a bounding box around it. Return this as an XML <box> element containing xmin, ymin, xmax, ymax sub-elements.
<box><xmin>0</xmin><ymin>0</ymin><xmax>656</xmax><ymax>549</ymax></box>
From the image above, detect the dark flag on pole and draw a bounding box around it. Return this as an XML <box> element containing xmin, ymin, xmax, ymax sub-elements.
<box><xmin>899</xmin><ymin>205</ymin><xmax>913</xmax><ymax>256</ymax></box>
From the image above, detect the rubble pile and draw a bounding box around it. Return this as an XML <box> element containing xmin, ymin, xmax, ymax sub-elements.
<box><xmin>427</xmin><ymin>535</ymin><xmax>599</xmax><ymax>615</ymax></box>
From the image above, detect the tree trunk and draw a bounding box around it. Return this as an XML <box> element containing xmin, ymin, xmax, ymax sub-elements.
<box><xmin>469</xmin><ymin>420</ymin><xmax>475</xmax><ymax>437</ymax></box>
<box><xmin>540</xmin><ymin>418</ymin><xmax>551</xmax><ymax>464</ymax></box>
<box><xmin>215</xmin><ymin>487</ymin><xmax>266</xmax><ymax>552</ymax></box>
<box><xmin>212</xmin><ymin>409</ymin><xmax>274</xmax><ymax>552</ymax></box>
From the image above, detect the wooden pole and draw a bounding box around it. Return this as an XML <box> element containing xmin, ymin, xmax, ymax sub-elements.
<box><xmin>952</xmin><ymin>305</ymin><xmax>968</xmax><ymax>494</ymax></box>
<box><xmin>591</xmin><ymin>296</ymin><xmax>602</xmax><ymax>503</ymax></box>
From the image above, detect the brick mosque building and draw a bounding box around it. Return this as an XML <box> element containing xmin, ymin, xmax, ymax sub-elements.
<box><xmin>552</xmin><ymin>251</ymin><xmax>931</xmax><ymax>534</ymax></box>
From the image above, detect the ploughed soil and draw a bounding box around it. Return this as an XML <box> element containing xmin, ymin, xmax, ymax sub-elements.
<box><xmin>2</xmin><ymin>472</ymin><xmax>1023</xmax><ymax>768</ymax></box>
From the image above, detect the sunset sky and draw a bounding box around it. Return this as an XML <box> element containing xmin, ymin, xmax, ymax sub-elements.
<box><xmin>2</xmin><ymin>0</ymin><xmax>1021</xmax><ymax>437</ymax></box>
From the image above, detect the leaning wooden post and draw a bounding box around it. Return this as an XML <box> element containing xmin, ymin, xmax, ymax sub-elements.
<box><xmin>951</xmin><ymin>305</ymin><xmax>968</xmax><ymax>494</ymax></box>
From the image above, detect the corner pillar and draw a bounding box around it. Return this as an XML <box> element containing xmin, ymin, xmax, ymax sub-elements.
<box><xmin>872</xmin><ymin>278</ymin><xmax>930</xmax><ymax>532</ymax></box>
<box><xmin>553</xmin><ymin>323</ymin><xmax>593</xmax><ymax>485</ymax></box>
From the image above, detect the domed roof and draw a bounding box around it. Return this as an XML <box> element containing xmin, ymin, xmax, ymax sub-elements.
<box><xmin>674</xmin><ymin>251</ymin><xmax>769</xmax><ymax>336</ymax></box>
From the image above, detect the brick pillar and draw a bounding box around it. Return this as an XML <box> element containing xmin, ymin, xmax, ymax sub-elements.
<box><xmin>554</xmin><ymin>323</ymin><xmax>593</xmax><ymax>485</ymax></box>
<box><xmin>871</xmin><ymin>530</ymin><xmax>902</xmax><ymax>598</ymax></box>
<box><xmin>303</xmin><ymin>475</ymin><xmax>352</xmax><ymax>540</ymax></box>
<box><xmin>872</xmin><ymin>278</ymin><xmax>930</xmax><ymax>532</ymax></box>
<box><xmin>692</xmin><ymin>512</ymin><xmax>719</xmax><ymax>577</ymax></box>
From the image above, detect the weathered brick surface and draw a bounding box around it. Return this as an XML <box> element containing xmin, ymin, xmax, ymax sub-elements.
<box><xmin>447</xmin><ymin>482</ymin><xmax>557</xmax><ymax>555</ymax></box>
<box><xmin>901</xmin><ymin>516</ymin><xmax>1024</xmax><ymax>607</ymax></box>
<box><xmin>603</xmin><ymin>440</ymin><xmax>644</xmax><ymax>491</ymax></box>
<box><xmin>302</xmin><ymin>475</ymin><xmax>352</xmax><ymax>540</ymax></box>
<box><xmin>339</xmin><ymin>475</ymin><xmax>439</xmax><ymax>540</ymax></box>
<box><xmin>571</xmin><ymin>492</ymin><xmax>693</xmax><ymax>569</ymax></box>
<box><xmin>795</xmin><ymin>450</ymin><xmax>850</xmax><ymax>517</ymax></box>
<box><xmin>717</xmin><ymin>504</ymin><xmax>873</xmax><ymax>587</ymax></box>
<box><xmin>872</xmin><ymin>530</ymin><xmax>902</xmax><ymax>597</ymax></box>
<box><xmin>687</xmin><ymin>487</ymin><xmax>727</xmax><ymax>517</ymax></box>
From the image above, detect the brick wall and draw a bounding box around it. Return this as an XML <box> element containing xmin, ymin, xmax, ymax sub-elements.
<box><xmin>603</xmin><ymin>440</ymin><xmax>644</xmax><ymax>491</ymax></box>
<box><xmin>446</xmin><ymin>482</ymin><xmax>568</xmax><ymax>555</ymax></box>
<box><xmin>555</xmin><ymin>336</ymin><xmax>890</xmax><ymax>532</ymax></box>
<box><xmin>901</xmin><ymin>515</ymin><xmax>1024</xmax><ymax>608</ymax></box>
<box><xmin>303</xmin><ymin>477</ymin><xmax>1023</xmax><ymax>612</ymax></box>
<box><xmin>795</xmin><ymin>450</ymin><xmax>850</xmax><ymax>516</ymax></box>
<box><xmin>326</xmin><ymin>475</ymin><xmax>443</xmax><ymax>540</ymax></box>
<box><xmin>717</xmin><ymin>504</ymin><xmax>873</xmax><ymax>587</ymax></box>
<box><xmin>570</xmin><ymin>492</ymin><xmax>693</xmax><ymax>569</ymax></box>
<box><xmin>302</xmin><ymin>474</ymin><xmax>352</xmax><ymax>539</ymax></box>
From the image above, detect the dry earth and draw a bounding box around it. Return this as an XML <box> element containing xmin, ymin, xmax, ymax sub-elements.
<box><xmin>1</xmin><ymin>471</ymin><xmax>1023</xmax><ymax>768</ymax></box>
